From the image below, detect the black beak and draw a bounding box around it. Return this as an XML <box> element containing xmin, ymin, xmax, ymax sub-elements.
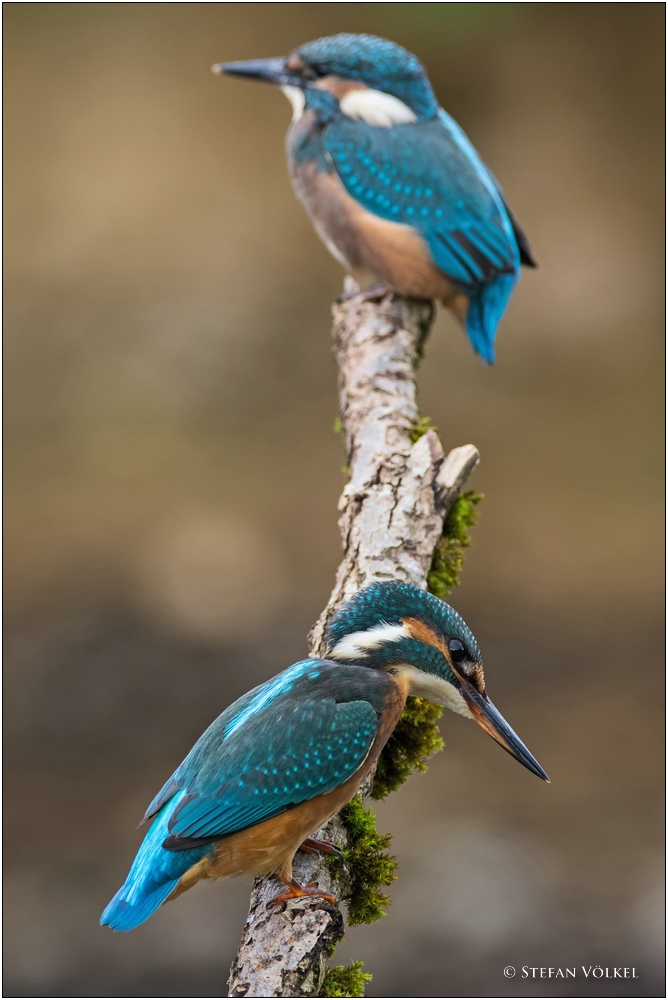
<box><xmin>454</xmin><ymin>670</ymin><xmax>550</xmax><ymax>782</ymax></box>
<box><xmin>212</xmin><ymin>57</ymin><xmax>301</xmax><ymax>88</ymax></box>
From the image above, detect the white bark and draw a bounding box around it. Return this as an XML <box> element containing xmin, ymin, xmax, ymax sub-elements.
<box><xmin>228</xmin><ymin>283</ymin><xmax>479</xmax><ymax>997</ymax></box>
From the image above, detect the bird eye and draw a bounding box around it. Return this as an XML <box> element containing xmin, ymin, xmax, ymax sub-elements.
<box><xmin>448</xmin><ymin>638</ymin><xmax>467</xmax><ymax>663</ymax></box>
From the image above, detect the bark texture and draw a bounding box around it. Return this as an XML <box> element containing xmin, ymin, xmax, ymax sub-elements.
<box><xmin>228</xmin><ymin>282</ymin><xmax>479</xmax><ymax>998</ymax></box>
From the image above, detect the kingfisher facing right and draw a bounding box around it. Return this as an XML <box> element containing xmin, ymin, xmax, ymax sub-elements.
<box><xmin>216</xmin><ymin>33</ymin><xmax>537</xmax><ymax>363</ymax></box>
<box><xmin>101</xmin><ymin>581</ymin><xmax>548</xmax><ymax>933</ymax></box>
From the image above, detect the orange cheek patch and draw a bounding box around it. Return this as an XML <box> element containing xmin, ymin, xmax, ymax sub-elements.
<box><xmin>402</xmin><ymin>617</ymin><xmax>486</xmax><ymax>693</ymax></box>
<box><xmin>286</xmin><ymin>54</ymin><xmax>306</xmax><ymax>73</ymax></box>
<box><xmin>402</xmin><ymin>617</ymin><xmax>448</xmax><ymax>655</ymax></box>
<box><xmin>314</xmin><ymin>76</ymin><xmax>368</xmax><ymax>100</ymax></box>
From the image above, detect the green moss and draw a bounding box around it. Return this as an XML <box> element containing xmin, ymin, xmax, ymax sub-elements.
<box><xmin>413</xmin><ymin>340</ymin><xmax>426</xmax><ymax>369</ymax></box>
<box><xmin>320</xmin><ymin>960</ymin><xmax>372</xmax><ymax>997</ymax></box>
<box><xmin>427</xmin><ymin>490</ymin><xmax>483</xmax><ymax>600</ymax></box>
<box><xmin>408</xmin><ymin>414</ymin><xmax>435</xmax><ymax>443</ymax></box>
<box><xmin>320</xmin><ymin>463</ymin><xmax>482</xmax><ymax>985</ymax></box>
<box><xmin>333</xmin><ymin>795</ymin><xmax>397</xmax><ymax>926</ymax></box>
<box><xmin>371</xmin><ymin>696</ymin><xmax>445</xmax><ymax>799</ymax></box>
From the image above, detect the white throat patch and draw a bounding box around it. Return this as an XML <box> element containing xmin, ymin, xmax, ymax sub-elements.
<box><xmin>397</xmin><ymin>664</ymin><xmax>473</xmax><ymax>720</ymax></box>
<box><xmin>329</xmin><ymin>622</ymin><xmax>408</xmax><ymax>661</ymax></box>
<box><xmin>339</xmin><ymin>88</ymin><xmax>417</xmax><ymax>127</ymax></box>
<box><xmin>281</xmin><ymin>85</ymin><xmax>305</xmax><ymax>121</ymax></box>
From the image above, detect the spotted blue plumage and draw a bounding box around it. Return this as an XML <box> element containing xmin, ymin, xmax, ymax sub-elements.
<box><xmin>101</xmin><ymin>660</ymin><xmax>389</xmax><ymax>931</ymax></box>
<box><xmin>220</xmin><ymin>33</ymin><xmax>535</xmax><ymax>363</ymax></box>
<box><xmin>321</xmin><ymin>115</ymin><xmax>519</xmax><ymax>363</ymax></box>
<box><xmin>101</xmin><ymin>576</ymin><xmax>547</xmax><ymax>932</ymax></box>
<box><xmin>287</xmin><ymin>34</ymin><xmax>535</xmax><ymax>362</ymax></box>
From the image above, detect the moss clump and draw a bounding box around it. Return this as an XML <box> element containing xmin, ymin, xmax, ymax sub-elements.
<box><xmin>319</xmin><ymin>442</ymin><xmax>481</xmax><ymax>986</ymax></box>
<box><xmin>408</xmin><ymin>414</ymin><xmax>435</xmax><ymax>443</ymax></box>
<box><xmin>414</xmin><ymin>342</ymin><xmax>425</xmax><ymax>369</ymax></box>
<box><xmin>427</xmin><ymin>490</ymin><xmax>483</xmax><ymax>600</ymax></box>
<box><xmin>320</xmin><ymin>960</ymin><xmax>372</xmax><ymax>997</ymax></box>
<box><xmin>334</xmin><ymin>795</ymin><xmax>397</xmax><ymax>926</ymax></box>
<box><xmin>334</xmin><ymin>415</ymin><xmax>343</xmax><ymax>435</ymax></box>
<box><xmin>371</xmin><ymin>696</ymin><xmax>445</xmax><ymax>799</ymax></box>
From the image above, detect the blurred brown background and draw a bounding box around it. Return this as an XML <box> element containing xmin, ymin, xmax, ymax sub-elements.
<box><xmin>3</xmin><ymin>3</ymin><xmax>664</xmax><ymax>997</ymax></box>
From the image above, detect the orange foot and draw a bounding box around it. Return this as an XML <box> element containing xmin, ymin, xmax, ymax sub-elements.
<box><xmin>299</xmin><ymin>837</ymin><xmax>343</xmax><ymax>860</ymax></box>
<box><xmin>269</xmin><ymin>876</ymin><xmax>336</xmax><ymax>907</ymax></box>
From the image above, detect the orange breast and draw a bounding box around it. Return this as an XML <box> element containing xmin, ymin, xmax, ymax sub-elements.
<box><xmin>288</xmin><ymin>155</ymin><xmax>465</xmax><ymax>308</ymax></box>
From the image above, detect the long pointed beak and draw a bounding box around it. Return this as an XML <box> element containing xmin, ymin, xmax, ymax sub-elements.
<box><xmin>456</xmin><ymin>671</ymin><xmax>550</xmax><ymax>782</ymax></box>
<box><xmin>212</xmin><ymin>57</ymin><xmax>300</xmax><ymax>88</ymax></box>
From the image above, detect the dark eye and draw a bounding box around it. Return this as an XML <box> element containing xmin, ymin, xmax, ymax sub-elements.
<box><xmin>448</xmin><ymin>638</ymin><xmax>467</xmax><ymax>663</ymax></box>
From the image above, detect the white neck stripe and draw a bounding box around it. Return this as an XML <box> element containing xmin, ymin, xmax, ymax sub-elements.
<box><xmin>329</xmin><ymin>622</ymin><xmax>408</xmax><ymax>660</ymax></box>
<box><xmin>339</xmin><ymin>88</ymin><xmax>417</xmax><ymax>127</ymax></box>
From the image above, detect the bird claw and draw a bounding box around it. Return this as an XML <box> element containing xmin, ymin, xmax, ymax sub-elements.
<box><xmin>269</xmin><ymin>876</ymin><xmax>337</xmax><ymax>907</ymax></box>
<box><xmin>299</xmin><ymin>837</ymin><xmax>344</xmax><ymax>860</ymax></box>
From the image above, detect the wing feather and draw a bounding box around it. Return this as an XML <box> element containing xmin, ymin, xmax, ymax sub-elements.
<box><xmin>168</xmin><ymin>698</ymin><xmax>378</xmax><ymax>842</ymax></box>
<box><xmin>137</xmin><ymin>660</ymin><xmax>389</xmax><ymax>849</ymax></box>
<box><xmin>324</xmin><ymin>112</ymin><xmax>520</xmax><ymax>289</ymax></box>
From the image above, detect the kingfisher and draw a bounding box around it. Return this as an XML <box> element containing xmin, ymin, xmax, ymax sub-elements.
<box><xmin>101</xmin><ymin>581</ymin><xmax>548</xmax><ymax>932</ymax></box>
<box><xmin>214</xmin><ymin>33</ymin><xmax>536</xmax><ymax>364</ymax></box>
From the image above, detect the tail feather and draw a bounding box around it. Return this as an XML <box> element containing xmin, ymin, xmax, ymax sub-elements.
<box><xmin>101</xmin><ymin>878</ymin><xmax>182</xmax><ymax>933</ymax></box>
<box><xmin>101</xmin><ymin>791</ymin><xmax>210</xmax><ymax>932</ymax></box>
<box><xmin>465</xmin><ymin>272</ymin><xmax>517</xmax><ymax>364</ymax></box>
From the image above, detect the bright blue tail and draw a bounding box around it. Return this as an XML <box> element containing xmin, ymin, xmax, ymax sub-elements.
<box><xmin>465</xmin><ymin>273</ymin><xmax>517</xmax><ymax>364</ymax></box>
<box><xmin>101</xmin><ymin>878</ymin><xmax>182</xmax><ymax>933</ymax></box>
<box><xmin>100</xmin><ymin>792</ymin><xmax>211</xmax><ymax>932</ymax></box>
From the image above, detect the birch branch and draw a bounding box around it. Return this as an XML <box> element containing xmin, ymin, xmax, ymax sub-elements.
<box><xmin>228</xmin><ymin>280</ymin><xmax>479</xmax><ymax>998</ymax></box>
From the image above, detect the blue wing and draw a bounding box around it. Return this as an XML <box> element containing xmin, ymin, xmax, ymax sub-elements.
<box><xmin>324</xmin><ymin>111</ymin><xmax>519</xmax><ymax>287</ymax></box>
<box><xmin>162</xmin><ymin>660</ymin><xmax>384</xmax><ymax>845</ymax></box>
<box><xmin>101</xmin><ymin>660</ymin><xmax>388</xmax><ymax>930</ymax></box>
<box><xmin>324</xmin><ymin>110</ymin><xmax>523</xmax><ymax>361</ymax></box>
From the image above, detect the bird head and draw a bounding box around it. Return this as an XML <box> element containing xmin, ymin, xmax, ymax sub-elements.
<box><xmin>326</xmin><ymin>581</ymin><xmax>549</xmax><ymax>782</ymax></box>
<box><xmin>214</xmin><ymin>33</ymin><xmax>439</xmax><ymax>126</ymax></box>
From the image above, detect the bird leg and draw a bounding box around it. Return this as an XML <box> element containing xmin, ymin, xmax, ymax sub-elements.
<box><xmin>299</xmin><ymin>836</ymin><xmax>343</xmax><ymax>859</ymax></box>
<box><xmin>338</xmin><ymin>282</ymin><xmax>392</xmax><ymax>303</ymax></box>
<box><xmin>269</xmin><ymin>874</ymin><xmax>337</xmax><ymax>907</ymax></box>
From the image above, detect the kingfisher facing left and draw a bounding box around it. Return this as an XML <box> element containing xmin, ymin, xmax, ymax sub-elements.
<box><xmin>214</xmin><ymin>33</ymin><xmax>536</xmax><ymax>363</ymax></box>
<box><xmin>101</xmin><ymin>581</ymin><xmax>548</xmax><ymax>932</ymax></box>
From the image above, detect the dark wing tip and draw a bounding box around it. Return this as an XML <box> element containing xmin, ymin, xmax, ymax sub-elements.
<box><xmin>519</xmin><ymin>245</ymin><xmax>538</xmax><ymax>268</ymax></box>
<box><xmin>162</xmin><ymin>832</ymin><xmax>219</xmax><ymax>851</ymax></box>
